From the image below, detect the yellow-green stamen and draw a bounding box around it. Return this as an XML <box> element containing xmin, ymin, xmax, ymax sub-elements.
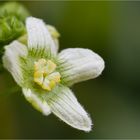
<box><xmin>34</xmin><ymin>59</ymin><xmax>61</xmax><ymax>91</ymax></box>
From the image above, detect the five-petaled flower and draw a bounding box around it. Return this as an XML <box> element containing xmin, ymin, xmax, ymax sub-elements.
<box><xmin>2</xmin><ymin>17</ymin><xmax>105</xmax><ymax>132</ymax></box>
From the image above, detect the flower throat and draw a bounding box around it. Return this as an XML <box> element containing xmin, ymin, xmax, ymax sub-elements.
<box><xmin>34</xmin><ymin>58</ymin><xmax>61</xmax><ymax>91</ymax></box>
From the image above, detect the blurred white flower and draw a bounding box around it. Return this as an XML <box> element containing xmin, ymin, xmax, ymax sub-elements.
<box><xmin>2</xmin><ymin>17</ymin><xmax>105</xmax><ymax>132</ymax></box>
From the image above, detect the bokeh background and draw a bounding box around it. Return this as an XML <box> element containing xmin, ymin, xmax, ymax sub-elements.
<box><xmin>0</xmin><ymin>1</ymin><xmax>140</xmax><ymax>139</ymax></box>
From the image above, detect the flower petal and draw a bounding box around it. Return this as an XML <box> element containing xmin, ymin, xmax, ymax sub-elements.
<box><xmin>2</xmin><ymin>41</ymin><xmax>27</xmax><ymax>86</ymax></box>
<box><xmin>47</xmin><ymin>25</ymin><xmax>60</xmax><ymax>52</ymax></box>
<box><xmin>46</xmin><ymin>85</ymin><xmax>92</xmax><ymax>132</ymax></box>
<box><xmin>26</xmin><ymin>17</ymin><xmax>57</xmax><ymax>54</ymax></box>
<box><xmin>58</xmin><ymin>48</ymin><xmax>105</xmax><ymax>86</ymax></box>
<box><xmin>22</xmin><ymin>88</ymin><xmax>51</xmax><ymax>116</ymax></box>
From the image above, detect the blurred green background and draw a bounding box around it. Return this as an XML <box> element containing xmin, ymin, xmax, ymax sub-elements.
<box><xmin>0</xmin><ymin>1</ymin><xmax>140</xmax><ymax>139</ymax></box>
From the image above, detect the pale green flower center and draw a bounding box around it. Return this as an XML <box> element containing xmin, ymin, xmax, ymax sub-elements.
<box><xmin>34</xmin><ymin>58</ymin><xmax>61</xmax><ymax>91</ymax></box>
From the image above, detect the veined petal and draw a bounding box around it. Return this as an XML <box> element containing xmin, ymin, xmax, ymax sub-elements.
<box><xmin>2</xmin><ymin>41</ymin><xmax>27</xmax><ymax>86</ymax></box>
<box><xmin>47</xmin><ymin>25</ymin><xmax>60</xmax><ymax>52</ymax></box>
<box><xmin>46</xmin><ymin>85</ymin><xmax>92</xmax><ymax>132</ymax></box>
<box><xmin>22</xmin><ymin>88</ymin><xmax>51</xmax><ymax>116</ymax></box>
<box><xmin>58</xmin><ymin>48</ymin><xmax>105</xmax><ymax>86</ymax></box>
<box><xmin>26</xmin><ymin>17</ymin><xmax>57</xmax><ymax>54</ymax></box>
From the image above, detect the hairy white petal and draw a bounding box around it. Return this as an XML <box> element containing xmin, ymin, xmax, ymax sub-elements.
<box><xmin>46</xmin><ymin>85</ymin><xmax>92</xmax><ymax>132</ymax></box>
<box><xmin>2</xmin><ymin>41</ymin><xmax>27</xmax><ymax>86</ymax></box>
<box><xmin>22</xmin><ymin>88</ymin><xmax>51</xmax><ymax>116</ymax></box>
<box><xmin>59</xmin><ymin>48</ymin><xmax>105</xmax><ymax>86</ymax></box>
<box><xmin>26</xmin><ymin>17</ymin><xmax>57</xmax><ymax>54</ymax></box>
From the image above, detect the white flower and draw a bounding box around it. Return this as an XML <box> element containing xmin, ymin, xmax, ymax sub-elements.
<box><xmin>2</xmin><ymin>17</ymin><xmax>105</xmax><ymax>132</ymax></box>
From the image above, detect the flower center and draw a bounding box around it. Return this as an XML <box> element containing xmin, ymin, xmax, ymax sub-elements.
<box><xmin>34</xmin><ymin>58</ymin><xmax>61</xmax><ymax>91</ymax></box>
